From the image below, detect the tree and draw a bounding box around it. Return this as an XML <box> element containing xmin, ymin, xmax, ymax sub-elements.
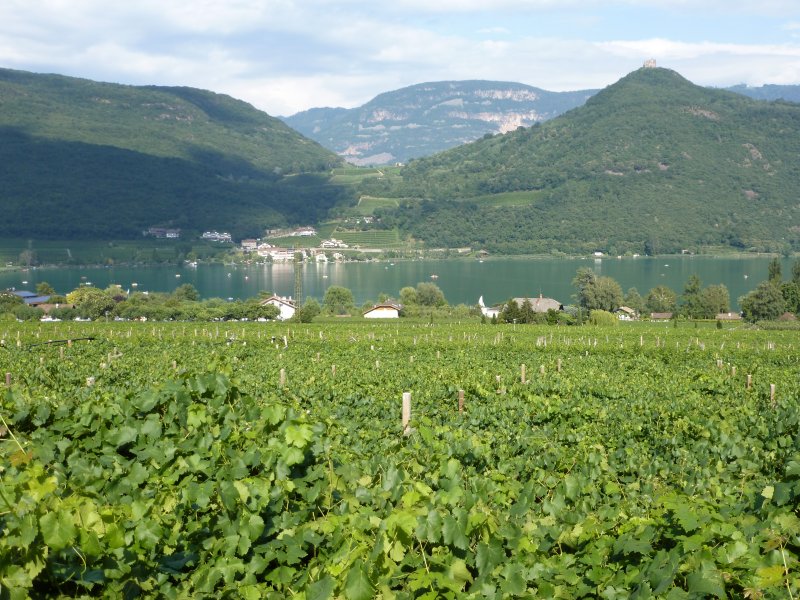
<box><xmin>572</xmin><ymin>268</ymin><xmax>621</xmax><ymax>312</ymax></box>
<box><xmin>36</xmin><ymin>281</ymin><xmax>56</xmax><ymax>296</ymax></box>
<box><xmin>645</xmin><ymin>285</ymin><xmax>677</xmax><ymax>314</ymax></box>
<box><xmin>66</xmin><ymin>286</ymin><xmax>116</xmax><ymax>319</ymax></box>
<box><xmin>699</xmin><ymin>284</ymin><xmax>730</xmax><ymax>318</ymax></box>
<box><xmin>589</xmin><ymin>309</ymin><xmax>618</xmax><ymax>326</ymax></box>
<box><xmin>792</xmin><ymin>259</ymin><xmax>800</xmax><ymax>285</ymax></box>
<box><xmin>680</xmin><ymin>275</ymin><xmax>703</xmax><ymax>318</ymax></box>
<box><xmin>572</xmin><ymin>268</ymin><xmax>597</xmax><ymax>309</ymax></box>
<box><xmin>768</xmin><ymin>257</ymin><xmax>782</xmax><ymax>285</ymax></box>
<box><xmin>399</xmin><ymin>286</ymin><xmax>418</xmax><ymax>306</ymax></box>
<box><xmin>294</xmin><ymin>298</ymin><xmax>321</xmax><ymax>323</ymax></box>
<box><xmin>623</xmin><ymin>287</ymin><xmax>645</xmax><ymax>315</ymax></box>
<box><xmin>173</xmin><ymin>283</ymin><xmax>200</xmax><ymax>302</ymax></box>
<box><xmin>590</xmin><ymin>277</ymin><xmax>623</xmax><ymax>312</ymax></box>
<box><xmin>19</xmin><ymin>249</ymin><xmax>37</xmax><ymax>267</ymax></box>
<box><xmin>740</xmin><ymin>282</ymin><xmax>785</xmax><ymax>322</ymax></box>
<box><xmin>323</xmin><ymin>285</ymin><xmax>354</xmax><ymax>315</ymax></box>
<box><xmin>0</xmin><ymin>291</ymin><xmax>24</xmax><ymax>314</ymax></box>
<box><xmin>415</xmin><ymin>282</ymin><xmax>446</xmax><ymax>307</ymax></box>
<box><xmin>780</xmin><ymin>281</ymin><xmax>800</xmax><ymax>315</ymax></box>
<box><xmin>499</xmin><ymin>299</ymin><xmax>521</xmax><ymax>323</ymax></box>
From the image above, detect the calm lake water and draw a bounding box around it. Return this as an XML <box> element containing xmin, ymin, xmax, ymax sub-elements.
<box><xmin>1</xmin><ymin>256</ymin><xmax>792</xmax><ymax>310</ymax></box>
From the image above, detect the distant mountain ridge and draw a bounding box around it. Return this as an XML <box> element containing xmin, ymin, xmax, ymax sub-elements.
<box><xmin>282</xmin><ymin>81</ymin><xmax>597</xmax><ymax>165</ymax></box>
<box><xmin>284</xmin><ymin>80</ymin><xmax>800</xmax><ymax>166</ymax></box>
<box><xmin>370</xmin><ymin>67</ymin><xmax>800</xmax><ymax>255</ymax></box>
<box><xmin>0</xmin><ymin>68</ymin><xmax>345</xmax><ymax>239</ymax></box>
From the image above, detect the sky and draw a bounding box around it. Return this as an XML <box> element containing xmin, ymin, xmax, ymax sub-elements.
<box><xmin>2</xmin><ymin>1</ymin><xmax>800</xmax><ymax>116</ymax></box>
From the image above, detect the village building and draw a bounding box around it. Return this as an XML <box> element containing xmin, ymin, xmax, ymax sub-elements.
<box><xmin>259</xmin><ymin>295</ymin><xmax>296</xmax><ymax>320</ymax></box>
<box><xmin>201</xmin><ymin>231</ymin><xmax>232</xmax><ymax>242</ymax></box>
<box><xmin>321</xmin><ymin>238</ymin><xmax>349</xmax><ymax>249</ymax></box>
<box><xmin>145</xmin><ymin>227</ymin><xmax>181</xmax><ymax>239</ymax></box>
<box><xmin>650</xmin><ymin>312</ymin><xmax>673</xmax><ymax>321</ymax></box>
<box><xmin>10</xmin><ymin>290</ymin><xmax>51</xmax><ymax>306</ymax></box>
<box><xmin>616</xmin><ymin>306</ymin><xmax>638</xmax><ymax>320</ymax></box>
<box><xmin>240</xmin><ymin>239</ymin><xmax>258</xmax><ymax>252</ymax></box>
<box><xmin>363</xmin><ymin>303</ymin><xmax>402</xmax><ymax>319</ymax></box>
<box><xmin>479</xmin><ymin>294</ymin><xmax>563</xmax><ymax>318</ymax></box>
<box><xmin>716</xmin><ymin>312</ymin><xmax>743</xmax><ymax>321</ymax></box>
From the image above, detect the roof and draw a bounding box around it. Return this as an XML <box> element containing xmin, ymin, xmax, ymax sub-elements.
<box><xmin>510</xmin><ymin>296</ymin><xmax>563</xmax><ymax>312</ymax></box>
<box><xmin>716</xmin><ymin>312</ymin><xmax>743</xmax><ymax>320</ymax></box>
<box><xmin>23</xmin><ymin>295</ymin><xmax>51</xmax><ymax>305</ymax></box>
<box><xmin>650</xmin><ymin>312</ymin><xmax>673</xmax><ymax>320</ymax></box>
<box><xmin>616</xmin><ymin>306</ymin><xmax>637</xmax><ymax>315</ymax></box>
<box><xmin>10</xmin><ymin>290</ymin><xmax>37</xmax><ymax>298</ymax></box>
<box><xmin>259</xmin><ymin>295</ymin><xmax>296</xmax><ymax>308</ymax></box>
<box><xmin>363</xmin><ymin>303</ymin><xmax>402</xmax><ymax>315</ymax></box>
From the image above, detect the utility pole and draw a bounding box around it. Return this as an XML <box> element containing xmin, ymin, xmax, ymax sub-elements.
<box><xmin>294</xmin><ymin>250</ymin><xmax>303</xmax><ymax>307</ymax></box>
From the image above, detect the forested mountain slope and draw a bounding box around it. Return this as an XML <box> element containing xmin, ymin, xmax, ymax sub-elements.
<box><xmin>376</xmin><ymin>68</ymin><xmax>800</xmax><ymax>255</ymax></box>
<box><xmin>0</xmin><ymin>68</ymin><xmax>346</xmax><ymax>239</ymax></box>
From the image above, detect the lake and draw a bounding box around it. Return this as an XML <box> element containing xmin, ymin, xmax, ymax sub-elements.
<box><xmin>1</xmin><ymin>256</ymin><xmax>791</xmax><ymax>310</ymax></box>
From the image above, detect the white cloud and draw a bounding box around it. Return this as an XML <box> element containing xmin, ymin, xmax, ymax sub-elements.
<box><xmin>2</xmin><ymin>1</ymin><xmax>800</xmax><ymax>114</ymax></box>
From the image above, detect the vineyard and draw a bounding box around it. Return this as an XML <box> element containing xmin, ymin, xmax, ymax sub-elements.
<box><xmin>1</xmin><ymin>321</ymin><xmax>799</xmax><ymax>598</ymax></box>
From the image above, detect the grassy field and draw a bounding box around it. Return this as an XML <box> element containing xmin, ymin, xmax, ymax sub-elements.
<box><xmin>330</xmin><ymin>165</ymin><xmax>404</xmax><ymax>185</ymax></box>
<box><xmin>471</xmin><ymin>190</ymin><xmax>545</xmax><ymax>207</ymax></box>
<box><xmin>350</xmin><ymin>196</ymin><xmax>400</xmax><ymax>216</ymax></box>
<box><xmin>334</xmin><ymin>229</ymin><xmax>403</xmax><ymax>248</ymax></box>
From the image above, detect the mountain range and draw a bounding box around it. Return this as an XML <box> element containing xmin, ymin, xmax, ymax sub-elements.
<box><xmin>284</xmin><ymin>80</ymin><xmax>800</xmax><ymax>166</ymax></box>
<box><xmin>369</xmin><ymin>67</ymin><xmax>800</xmax><ymax>255</ymax></box>
<box><xmin>0</xmin><ymin>68</ymin><xmax>345</xmax><ymax>239</ymax></box>
<box><xmin>3</xmin><ymin>65</ymin><xmax>800</xmax><ymax>256</ymax></box>
<box><xmin>282</xmin><ymin>81</ymin><xmax>597</xmax><ymax>165</ymax></box>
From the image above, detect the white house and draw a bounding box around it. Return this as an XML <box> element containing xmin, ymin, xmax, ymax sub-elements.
<box><xmin>260</xmin><ymin>295</ymin><xmax>296</xmax><ymax>320</ymax></box>
<box><xmin>478</xmin><ymin>296</ymin><xmax>501</xmax><ymax>318</ymax></box>
<box><xmin>363</xmin><ymin>303</ymin><xmax>401</xmax><ymax>319</ymax></box>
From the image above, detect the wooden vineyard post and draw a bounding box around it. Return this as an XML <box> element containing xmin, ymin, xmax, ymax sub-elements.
<box><xmin>539</xmin><ymin>364</ymin><xmax>545</xmax><ymax>376</ymax></box>
<box><xmin>331</xmin><ymin>364</ymin><xmax>336</xmax><ymax>379</ymax></box>
<box><xmin>770</xmin><ymin>384</ymin><xmax>776</xmax><ymax>408</ymax></box>
<box><xmin>557</xmin><ymin>358</ymin><xmax>562</xmax><ymax>373</ymax></box>
<box><xmin>746</xmin><ymin>374</ymin><xmax>752</xmax><ymax>390</ymax></box>
<box><xmin>731</xmin><ymin>366</ymin><xmax>736</xmax><ymax>377</ymax></box>
<box><xmin>59</xmin><ymin>346</ymin><xmax>64</xmax><ymax>360</ymax></box>
<box><xmin>520</xmin><ymin>364</ymin><xmax>526</xmax><ymax>384</ymax></box>
<box><xmin>402</xmin><ymin>392</ymin><xmax>412</xmax><ymax>435</ymax></box>
<box><xmin>458</xmin><ymin>389</ymin><xmax>464</xmax><ymax>415</ymax></box>
<box><xmin>5</xmin><ymin>372</ymin><xmax>10</xmax><ymax>387</ymax></box>
<box><xmin>279</xmin><ymin>368</ymin><xmax>286</xmax><ymax>388</ymax></box>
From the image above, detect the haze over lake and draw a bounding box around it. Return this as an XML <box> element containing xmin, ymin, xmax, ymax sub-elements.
<box><xmin>2</xmin><ymin>256</ymin><xmax>789</xmax><ymax>311</ymax></box>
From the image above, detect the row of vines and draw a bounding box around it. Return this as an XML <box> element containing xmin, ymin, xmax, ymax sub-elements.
<box><xmin>1</xmin><ymin>321</ymin><xmax>799</xmax><ymax>598</ymax></box>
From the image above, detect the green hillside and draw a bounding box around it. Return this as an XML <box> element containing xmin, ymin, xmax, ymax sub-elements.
<box><xmin>378</xmin><ymin>68</ymin><xmax>800</xmax><ymax>255</ymax></box>
<box><xmin>0</xmin><ymin>68</ymin><xmax>347</xmax><ymax>239</ymax></box>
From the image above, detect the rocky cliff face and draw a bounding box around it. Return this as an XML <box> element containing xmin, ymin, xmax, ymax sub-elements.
<box><xmin>282</xmin><ymin>81</ymin><xmax>597</xmax><ymax>165</ymax></box>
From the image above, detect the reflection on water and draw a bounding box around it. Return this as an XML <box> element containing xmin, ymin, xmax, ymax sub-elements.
<box><xmin>0</xmin><ymin>255</ymin><xmax>789</xmax><ymax>310</ymax></box>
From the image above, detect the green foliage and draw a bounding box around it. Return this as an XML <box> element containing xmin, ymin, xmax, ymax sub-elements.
<box><xmin>415</xmin><ymin>282</ymin><xmax>446</xmax><ymax>307</ymax></box>
<box><xmin>588</xmin><ymin>309</ymin><xmax>618</xmax><ymax>326</ymax></box>
<box><xmin>646</xmin><ymin>285</ymin><xmax>677</xmax><ymax>314</ymax></box>
<box><xmin>0</xmin><ymin>68</ymin><xmax>348</xmax><ymax>240</ymax></box>
<box><xmin>573</xmin><ymin>269</ymin><xmax>623</xmax><ymax>311</ymax></box>
<box><xmin>172</xmin><ymin>283</ymin><xmax>200</xmax><ymax>302</ymax></box>
<box><xmin>740</xmin><ymin>281</ymin><xmax>786</xmax><ymax>322</ymax></box>
<box><xmin>768</xmin><ymin>257</ymin><xmax>782</xmax><ymax>285</ymax></box>
<box><xmin>623</xmin><ymin>287</ymin><xmax>645</xmax><ymax>314</ymax></box>
<box><xmin>323</xmin><ymin>286</ymin><xmax>355</xmax><ymax>315</ymax></box>
<box><xmin>35</xmin><ymin>281</ymin><xmax>56</xmax><ymax>296</ymax></box>
<box><xmin>2</xmin><ymin>321</ymin><xmax>800</xmax><ymax>597</ymax></box>
<box><xmin>294</xmin><ymin>298</ymin><xmax>321</xmax><ymax>323</ymax></box>
<box><xmin>374</xmin><ymin>68</ymin><xmax>800</xmax><ymax>254</ymax></box>
<box><xmin>66</xmin><ymin>286</ymin><xmax>116</xmax><ymax>319</ymax></box>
